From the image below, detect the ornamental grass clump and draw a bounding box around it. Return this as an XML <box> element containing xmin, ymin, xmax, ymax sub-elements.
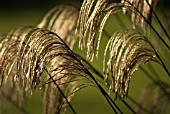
<box><xmin>0</xmin><ymin>0</ymin><xmax>169</xmax><ymax>114</ymax></box>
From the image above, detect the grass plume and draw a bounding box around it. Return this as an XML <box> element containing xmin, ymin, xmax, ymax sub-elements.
<box><xmin>0</xmin><ymin>0</ymin><xmax>170</xmax><ymax>114</ymax></box>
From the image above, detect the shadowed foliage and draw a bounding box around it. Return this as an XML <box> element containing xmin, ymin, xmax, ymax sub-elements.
<box><xmin>138</xmin><ymin>81</ymin><xmax>170</xmax><ymax>114</ymax></box>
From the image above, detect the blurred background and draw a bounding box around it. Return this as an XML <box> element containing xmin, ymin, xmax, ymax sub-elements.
<box><xmin>0</xmin><ymin>0</ymin><xmax>170</xmax><ymax>114</ymax></box>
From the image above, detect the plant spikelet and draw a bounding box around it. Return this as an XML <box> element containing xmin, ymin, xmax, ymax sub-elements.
<box><xmin>0</xmin><ymin>26</ymin><xmax>94</xmax><ymax>114</ymax></box>
<box><xmin>103</xmin><ymin>29</ymin><xmax>157</xmax><ymax>99</ymax></box>
<box><xmin>121</xmin><ymin>0</ymin><xmax>158</xmax><ymax>30</ymax></box>
<box><xmin>38</xmin><ymin>5</ymin><xmax>79</xmax><ymax>49</ymax></box>
<box><xmin>76</xmin><ymin>0</ymin><xmax>108</xmax><ymax>60</ymax></box>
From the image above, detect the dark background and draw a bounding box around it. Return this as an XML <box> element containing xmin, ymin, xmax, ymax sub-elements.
<box><xmin>0</xmin><ymin>0</ymin><xmax>170</xmax><ymax>10</ymax></box>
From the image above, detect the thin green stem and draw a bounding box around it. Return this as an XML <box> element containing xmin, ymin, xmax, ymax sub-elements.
<box><xmin>145</xmin><ymin>0</ymin><xmax>170</xmax><ymax>41</ymax></box>
<box><xmin>140</xmin><ymin>67</ymin><xmax>169</xmax><ymax>96</ymax></box>
<box><xmin>115</xmin><ymin>14</ymin><xmax>126</xmax><ymax>29</ymax></box>
<box><xmin>75</xmin><ymin>53</ymin><xmax>103</xmax><ymax>80</ymax></box>
<box><xmin>103</xmin><ymin>22</ymin><xmax>170</xmax><ymax>77</ymax></box>
<box><xmin>88</xmin><ymin>74</ymin><xmax>121</xmax><ymax>114</ymax></box>
<box><xmin>128</xmin><ymin>96</ymin><xmax>150</xmax><ymax>114</ymax></box>
<box><xmin>77</xmin><ymin>54</ymin><xmax>142</xmax><ymax>114</ymax></box>
<box><xmin>55</xmin><ymin>33</ymin><xmax>120</xmax><ymax>113</ymax></box>
<box><xmin>147</xmin><ymin>63</ymin><xmax>160</xmax><ymax>79</ymax></box>
<box><xmin>127</xmin><ymin>1</ymin><xmax>170</xmax><ymax>50</ymax></box>
<box><xmin>44</xmin><ymin>68</ymin><xmax>77</xmax><ymax>114</ymax></box>
<box><xmin>144</xmin><ymin>36</ymin><xmax>170</xmax><ymax>77</ymax></box>
<box><xmin>122</xmin><ymin>100</ymin><xmax>136</xmax><ymax>114</ymax></box>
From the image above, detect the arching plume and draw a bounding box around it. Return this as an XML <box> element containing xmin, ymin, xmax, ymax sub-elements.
<box><xmin>103</xmin><ymin>29</ymin><xmax>157</xmax><ymax>99</ymax></box>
